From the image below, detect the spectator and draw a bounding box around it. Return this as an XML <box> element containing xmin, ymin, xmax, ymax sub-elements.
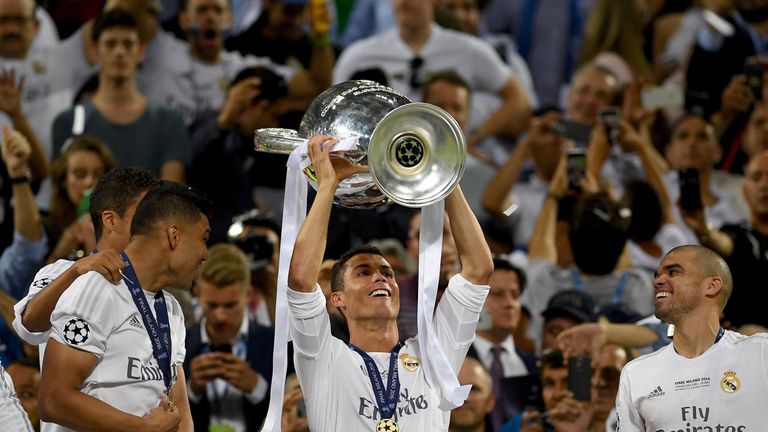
<box><xmin>334</xmin><ymin>0</ymin><xmax>533</xmax><ymax>150</ymax></box>
<box><xmin>185</xmin><ymin>243</ymin><xmax>282</xmax><ymax>431</ymax></box>
<box><xmin>679</xmin><ymin>150</ymin><xmax>768</xmax><ymax>328</ymax></box>
<box><xmin>468</xmin><ymin>257</ymin><xmax>538</xmax><ymax>429</ymax></box>
<box><xmin>46</xmin><ymin>137</ymin><xmax>115</xmax><ymax>263</ymax></box>
<box><xmin>663</xmin><ymin>114</ymin><xmax>750</xmax><ymax>244</ymax></box>
<box><xmin>540</xmin><ymin>290</ymin><xmax>596</xmax><ymax>352</ymax></box>
<box><xmin>6</xmin><ymin>356</ymin><xmax>40</xmax><ymax>431</ymax></box>
<box><xmin>51</xmin><ymin>9</ymin><xmax>189</xmax><ymax>183</ymax></box>
<box><xmin>449</xmin><ymin>357</ymin><xmax>496</xmax><ymax>432</ymax></box>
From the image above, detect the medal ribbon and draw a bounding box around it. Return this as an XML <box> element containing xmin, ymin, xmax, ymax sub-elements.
<box><xmin>349</xmin><ymin>342</ymin><xmax>403</xmax><ymax>419</ymax></box>
<box><xmin>120</xmin><ymin>251</ymin><xmax>174</xmax><ymax>392</ymax></box>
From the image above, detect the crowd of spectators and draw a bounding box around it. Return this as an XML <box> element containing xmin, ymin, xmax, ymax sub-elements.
<box><xmin>1</xmin><ymin>0</ymin><xmax>767</xmax><ymax>431</ymax></box>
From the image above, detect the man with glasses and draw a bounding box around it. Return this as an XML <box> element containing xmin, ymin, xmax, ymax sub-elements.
<box><xmin>333</xmin><ymin>0</ymin><xmax>532</xmax><ymax>151</ymax></box>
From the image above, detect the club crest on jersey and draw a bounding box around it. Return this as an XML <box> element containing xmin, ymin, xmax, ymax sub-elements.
<box><xmin>63</xmin><ymin>317</ymin><xmax>90</xmax><ymax>345</ymax></box>
<box><xmin>720</xmin><ymin>370</ymin><xmax>740</xmax><ymax>393</ymax></box>
<box><xmin>399</xmin><ymin>353</ymin><xmax>420</xmax><ymax>372</ymax></box>
<box><xmin>32</xmin><ymin>60</ymin><xmax>45</xmax><ymax>75</ymax></box>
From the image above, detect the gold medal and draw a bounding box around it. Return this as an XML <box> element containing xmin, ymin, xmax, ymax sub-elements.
<box><xmin>376</xmin><ymin>418</ymin><xmax>399</xmax><ymax>432</ymax></box>
<box><xmin>166</xmin><ymin>388</ymin><xmax>175</xmax><ymax>409</ymax></box>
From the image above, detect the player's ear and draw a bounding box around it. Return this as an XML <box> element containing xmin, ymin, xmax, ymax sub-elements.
<box><xmin>167</xmin><ymin>224</ymin><xmax>180</xmax><ymax>250</ymax></box>
<box><xmin>331</xmin><ymin>291</ymin><xmax>345</xmax><ymax>309</ymax></box>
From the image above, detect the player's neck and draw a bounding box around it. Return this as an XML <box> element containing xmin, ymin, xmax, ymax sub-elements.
<box><xmin>348</xmin><ymin>319</ymin><xmax>399</xmax><ymax>353</ymax></box>
<box><xmin>671</xmin><ymin>313</ymin><xmax>721</xmax><ymax>359</ymax></box>
<box><xmin>476</xmin><ymin>328</ymin><xmax>510</xmax><ymax>345</ymax></box>
<box><xmin>93</xmin><ymin>79</ymin><xmax>143</xmax><ymax>106</ymax></box>
<box><xmin>123</xmin><ymin>242</ymin><xmax>167</xmax><ymax>293</ymax></box>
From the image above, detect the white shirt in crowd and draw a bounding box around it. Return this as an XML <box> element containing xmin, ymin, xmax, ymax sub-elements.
<box><xmin>45</xmin><ymin>272</ymin><xmax>186</xmax><ymax>432</ymax></box>
<box><xmin>627</xmin><ymin>224</ymin><xmax>688</xmax><ymax>276</ymax></box>
<box><xmin>616</xmin><ymin>331</ymin><xmax>768</xmax><ymax>431</ymax></box>
<box><xmin>287</xmin><ymin>274</ymin><xmax>489</xmax><ymax>431</ymax></box>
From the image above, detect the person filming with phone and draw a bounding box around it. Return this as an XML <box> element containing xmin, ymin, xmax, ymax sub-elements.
<box><xmin>184</xmin><ymin>243</ymin><xmax>283</xmax><ymax>431</ymax></box>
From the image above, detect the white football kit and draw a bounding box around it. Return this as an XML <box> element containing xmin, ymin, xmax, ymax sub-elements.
<box><xmin>287</xmin><ymin>274</ymin><xmax>489</xmax><ymax>431</ymax></box>
<box><xmin>45</xmin><ymin>271</ymin><xmax>186</xmax><ymax>432</ymax></box>
<box><xmin>616</xmin><ymin>331</ymin><xmax>768</xmax><ymax>431</ymax></box>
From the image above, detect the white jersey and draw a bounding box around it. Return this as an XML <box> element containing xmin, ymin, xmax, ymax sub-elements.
<box><xmin>0</xmin><ymin>363</ymin><xmax>34</xmax><ymax>431</ymax></box>
<box><xmin>46</xmin><ymin>271</ymin><xmax>186</xmax><ymax>432</ymax></box>
<box><xmin>287</xmin><ymin>274</ymin><xmax>489</xmax><ymax>432</ymax></box>
<box><xmin>138</xmin><ymin>34</ymin><xmax>296</xmax><ymax>125</ymax></box>
<box><xmin>616</xmin><ymin>331</ymin><xmax>768</xmax><ymax>431</ymax></box>
<box><xmin>333</xmin><ymin>24</ymin><xmax>512</xmax><ymax>103</ymax></box>
<box><xmin>13</xmin><ymin>259</ymin><xmax>76</xmax><ymax>349</ymax></box>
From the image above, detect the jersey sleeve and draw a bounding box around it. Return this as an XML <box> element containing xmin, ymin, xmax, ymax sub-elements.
<box><xmin>616</xmin><ymin>367</ymin><xmax>645</xmax><ymax>432</ymax></box>
<box><xmin>12</xmin><ymin>260</ymin><xmax>73</xmax><ymax>345</ymax></box>
<box><xmin>49</xmin><ymin>272</ymin><xmax>119</xmax><ymax>358</ymax></box>
<box><xmin>434</xmin><ymin>274</ymin><xmax>490</xmax><ymax>372</ymax></box>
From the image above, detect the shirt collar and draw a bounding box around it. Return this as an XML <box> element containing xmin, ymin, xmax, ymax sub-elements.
<box><xmin>474</xmin><ymin>333</ymin><xmax>516</xmax><ymax>355</ymax></box>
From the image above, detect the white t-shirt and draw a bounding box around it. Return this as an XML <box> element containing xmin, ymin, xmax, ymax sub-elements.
<box><xmin>46</xmin><ymin>271</ymin><xmax>187</xmax><ymax>432</ymax></box>
<box><xmin>138</xmin><ymin>34</ymin><xmax>296</xmax><ymax>125</ymax></box>
<box><xmin>0</xmin><ymin>363</ymin><xmax>34</xmax><ymax>431</ymax></box>
<box><xmin>333</xmin><ymin>24</ymin><xmax>512</xmax><ymax>103</ymax></box>
<box><xmin>287</xmin><ymin>274</ymin><xmax>489</xmax><ymax>431</ymax></box>
<box><xmin>616</xmin><ymin>331</ymin><xmax>768</xmax><ymax>431</ymax></box>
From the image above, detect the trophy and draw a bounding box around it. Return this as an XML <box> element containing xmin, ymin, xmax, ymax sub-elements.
<box><xmin>254</xmin><ymin>80</ymin><xmax>466</xmax><ymax>208</ymax></box>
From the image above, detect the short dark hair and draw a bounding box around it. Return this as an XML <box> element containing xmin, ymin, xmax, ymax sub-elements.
<box><xmin>90</xmin><ymin>167</ymin><xmax>160</xmax><ymax>240</ymax></box>
<box><xmin>130</xmin><ymin>182</ymin><xmax>213</xmax><ymax>237</ymax></box>
<box><xmin>423</xmin><ymin>70</ymin><xmax>470</xmax><ymax>101</ymax></box>
<box><xmin>492</xmin><ymin>255</ymin><xmax>527</xmax><ymax>293</ymax></box>
<box><xmin>331</xmin><ymin>245</ymin><xmax>386</xmax><ymax>293</ymax></box>
<box><xmin>624</xmin><ymin>180</ymin><xmax>663</xmax><ymax>242</ymax></box>
<box><xmin>668</xmin><ymin>245</ymin><xmax>733</xmax><ymax>311</ymax></box>
<box><xmin>539</xmin><ymin>349</ymin><xmax>565</xmax><ymax>371</ymax></box>
<box><xmin>91</xmin><ymin>8</ymin><xmax>139</xmax><ymax>44</ymax></box>
<box><xmin>570</xmin><ymin>193</ymin><xmax>631</xmax><ymax>275</ymax></box>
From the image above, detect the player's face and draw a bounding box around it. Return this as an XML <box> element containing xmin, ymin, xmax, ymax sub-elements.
<box><xmin>424</xmin><ymin>80</ymin><xmax>470</xmax><ymax>131</ymax></box>
<box><xmin>591</xmin><ymin>343</ymin><xmax>627</xmax><ymax>417</ymax></box>
<box><xmin>95</xmin><ymin>27</ymin><xmax>143</xmax><ymax>80</ymax></box>
<box><xmin>451</xmin><ymin>360</ymin><xmax>494</xmax><ymax>428</ymax></box>
<box><xmin>541</xmin><ymin>366</ymin><xmax>568</xmax><ymax>410</ymax></box>
<box><xmin>485</xmin><ymin>269</ymin><xmax>522</xmax><ymax>334</ymax></box>
<box><xmin>665</xmin><ymin>116</ymin><xmax>720</xmax><ymax>171</ymax></box>
<box><xmin>743</xmin><ymin>151</ymin><xmax>768</xmax><ymax>217</ymax></box>
<box><xmin>653</xmin><ymin>250</ymin><xmax>707</xmax><ymax>324</ymax></box>
<box><xmin>567</xmin><ymin>68</ymin><xmax>616</xmax><ymax>125</ymax></box>
<box><xmin>198</xmin><ymin>280</ymin><xmax>247</xmax><ymax>342</ymax></box>
<box><xmin>334</xmin><ymin>253</ymin><xmax>400</xmax><ymax>321</ymax></box>
<box><xmin>0</xmin><ymin>0</ymin><xmax>37</xmax><ymax>59</ymax></box>
<box><xmin>182</xmin><ymin>0</ymin><xmax>231</xmax><ymax>62</ymax></box>
<box><xmin>171</xmin><ymin>216</ymin><xmax>211</xmax><ymax>290</ymax></box>
<box><xmin>65</xmin><ymin>150</ymin><xmax>107</xmax><ymax>206</ymax></box>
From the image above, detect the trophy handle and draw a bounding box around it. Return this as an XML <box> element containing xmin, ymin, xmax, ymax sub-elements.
<box><xmin>254</xmin><ymin>128</ymin><xmax>307</xmax><ymax>154</ymax></box>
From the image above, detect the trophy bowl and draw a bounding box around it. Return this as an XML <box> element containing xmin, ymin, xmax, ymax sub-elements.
<box><xmin>254</xmin><ymin>80</ymin><xmax>466</xmax><ymax>208</ymax></box>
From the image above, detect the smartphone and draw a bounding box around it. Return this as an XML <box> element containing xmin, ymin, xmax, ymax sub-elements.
<box><xmin>598</xmin><ymin>106</ymin><xmax>621</xmax><ymax>146</ymax></box>
<box><xmin>679</xmin><ymin>168</ymin><xmax>703</xmax><ymax>211</ymax></box>
<box><xmin>296</xmin><ymin>399</ymin><xmax>307</xmax><ymax>419</ymax></box>
<box><xmin>209</xmin><ymin>343</ymin><xmax>232</xmax><ymax>353</ymax></box>
<box><xmin>641</xmin><ymin>86</ymin><xmax>684</xmax><ymax>110</ymax></box>
<box><xmin>553</xmin><ymin>119</ymin><xmax>592</xmax><ymax>143</ymax></box>
<box><xmin>745</xmin><ymin>62</ymin><xmax>763</xmax><ymax>101</ymax></box>
<box><xmin>76</xmin><ymin>190</ymin><xmax>92</xmax><ymax>218</ymax></box>
<box><xmin>568</xmin><ymin>355</ymin><xmax>592</xmax><ymax>401</ymax></box>
<box><xmin>566</xmin><ymin>149</ymin><xmax>587</xmax><ymax>190</ymax></box>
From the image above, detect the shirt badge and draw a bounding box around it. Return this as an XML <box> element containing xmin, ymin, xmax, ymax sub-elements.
<box><xmin>32</xmin><ymin>60</ymin><xmax>45</xmax><ymax>75</ymax></box>
<box><xmin>399</xmin><ymin>353</ymin><xmax>421</xmax><ymax>372</ymax></box>
<box><xmin>720</xmin><ymin>370</ymin><xmax>740</xmax><ymax>394</ymax></box>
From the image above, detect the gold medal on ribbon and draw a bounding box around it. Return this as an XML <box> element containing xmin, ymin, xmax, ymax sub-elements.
<box><xmin>166</xmin><ymin>387</ymin><xmax>175</xmax><ymax>409</ymax></box>
<box><xmin>376</xmin><ymin>418</ymin><xmax>399</xmax><ymax>432</ymax></box>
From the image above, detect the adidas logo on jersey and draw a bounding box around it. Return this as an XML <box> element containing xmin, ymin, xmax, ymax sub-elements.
<box><xmin>128</xmin><ymin>316</ymin><xmax>143</xmax><ymax>329</ymax></box>
<box><xmin>648</xmin><ymin>385</ymin><xmax>665</xmax><ymax>398</ymax></box>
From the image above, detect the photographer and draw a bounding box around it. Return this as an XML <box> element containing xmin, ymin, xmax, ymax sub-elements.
<box><xmin>184</xmin><ymin>244</ymin><xmax>284</xmax><ymax>431</ymax></box>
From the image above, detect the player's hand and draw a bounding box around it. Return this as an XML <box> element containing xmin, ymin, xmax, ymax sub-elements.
<box><xmin>144</xmin><ymin>397</ymin><xmax>181</xmax><ymax>432</ymax></box>
<box><xmin>189</xmin><ymin>352</ymin><xmax>227</xmax><ymax>395</ymax></box>
<box><xmin>218</xmin><ymin>352</ymin><xmax>260</xmax><ymax>393</ymax></box>
<box><xmin>73</xmin><ymin>248</ymin><xmax>124</xmax><ymax>284</ymax></box>
<box><xmin>307</xmin><ymin>135</ymin><xmax>368</xmax><ymax>188</ymax></box>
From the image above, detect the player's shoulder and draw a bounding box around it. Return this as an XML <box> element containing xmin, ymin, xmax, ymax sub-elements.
<box><xmin>622</xmin><ymin>343</ymin><xmax>672</xmax><ymax>375</ymax></box>
<box><xmin>27</xmin><ymin>259</ymin><xmax>76</xmax><ymax>294</ymax></box>
<box><xmin>724</xmin><ymin>330</ymin><xmax>768</xmax><ymax>348</ymax></box>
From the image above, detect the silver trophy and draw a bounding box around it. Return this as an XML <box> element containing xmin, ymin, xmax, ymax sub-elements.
<box><xmin>254</xmin><ymin>80</ymin><xmax>466</xmax><ymax>208</ymax></box>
